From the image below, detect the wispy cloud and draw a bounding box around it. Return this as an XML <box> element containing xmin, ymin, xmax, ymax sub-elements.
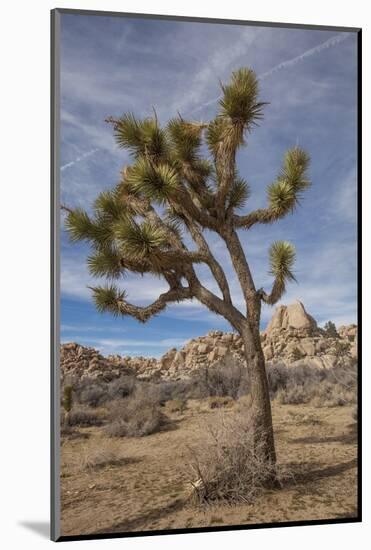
<box><xmin>191</xmin><ymin>32</ymin><xmax>351</xmax><ymax>115</ymax></box>
<box><xmin>61</xmin><ymin>148</ymin><xmax>99</xmax><ymax>171</ymax></box>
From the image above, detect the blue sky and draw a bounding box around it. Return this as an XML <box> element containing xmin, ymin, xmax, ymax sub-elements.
<box><xmin>59</xmin><ymin>13</ymin><xmax>358</xmax><ymax>358</ymax></box>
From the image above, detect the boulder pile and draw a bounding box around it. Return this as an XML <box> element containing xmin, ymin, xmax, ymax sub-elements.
<box><xmin>60</xmin><ymin>301</ymin><xmax>357</xmax><ymax>382</ymax></box>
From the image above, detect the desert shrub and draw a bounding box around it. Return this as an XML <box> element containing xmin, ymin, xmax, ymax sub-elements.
<box><xmin>208</xmin><ymin>396</ymin><xmax>235</xmax><ymax>409</ymax></box>
<box><xmin>276</xmin><ymin>386</ymin><xmax>310</xmax><ymax>405</ymax></box>
<box><xmin>75</xmin><ymin>374</ymin><xmax>137</xmax><ymax>407</ymax></box>
<box><xmin>311</xmin><ymin>383</ymin><xmax>356</xmax><ymax>408</ymax></box>
<box><xmin>332</xmin><ymin>340</ymin><xmax>352</xmax><ymax>368</ymax></box>
<box><xmin>107</xmin><ymin>376</ymin><xmax>136</xmax><ymax>400</ymax></box>
<box><xmin>105</xmin><ymin>388</ymin><xmax>165</xmax><ymax>437</ymax></box>
<box><xmin>79</xmin><ymin>384</ymin><xmax>107</xmax><ymax>408</ymax></box>
<box><xmin>200</xmin><ymin>360</ymin><xmax>247</xmax><ymax>399</ymax></box>
<box><xmin>166</xmin><ymin>398</ymin><xmax>187</xmax><ymax>413</ymax></box>
<box><xmin>189</xmin><ymin>408</ymin><xmax>277</xmax><ymax>504</ymax></box>
<box><xmin>266</xmin><ymin>363</ymin><xmax>291</xmax><ymax>396</ymax></box>
<box><xmin>155</xmin><ymin>378</ymin><xmax>206</xmax><ymax>402</ymax></box>
<box><xmin>271</xmin><ymin>362</ymin><xmax>357</xmax><ymax>407</ymax></box>
<box><xmin>65</xmin><ymin>406</ymin><xmax>105</xmax><ymax>427</ymax></box>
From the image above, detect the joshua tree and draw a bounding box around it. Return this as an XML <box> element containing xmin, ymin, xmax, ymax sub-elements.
<box><xmin>63</xmin><ymin>68</ymin><xmax>310</xmax><ymax>468</ymax></box>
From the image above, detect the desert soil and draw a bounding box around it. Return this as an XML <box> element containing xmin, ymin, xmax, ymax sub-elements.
<box><xmin>60</xmin><ymin>401</ymin><xmax>358</xmax><ymax>536</ymax></box>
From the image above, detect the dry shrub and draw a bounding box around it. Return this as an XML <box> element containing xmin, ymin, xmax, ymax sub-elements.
<box><xmin>311</xmin><ymin>383</ymin><xmax>356</xmax><ymax>408</ymax></box>
<box><xmin>208</xmin><ymin>396</ymin><xmax>235</xmax><ymax>409</ymax></box>
<box><xmin>79</xmin><ymin>384</ymin><xmax>107</xmax><ymax>408</ymax></box>
<box><xmin>271</xmin><ymin>362</ymin><xmax>357</xmax><ymax>407</ymax></box>
<box><xmin>79</xmin><ymin>441</ymin><xmax>127</xmax><ymax>471</ymax></box>
<box><xmin>107</xmin><ymin>376</ymin><xmax>136</xmax><ymax>400</ymax></box>
<box><xmin>276</xmin><ymin>386</ymin><xmax>310</xmax><ymax>405</ymax></box>
<box><xmin>155</xmin><ymin>379</ymin><xmax>202</xmax><ymax>402</ymax></box>
<box><xmin>60</xmin><ymin>424</ymin><xmax>76</xmax><ymax>437</ymax></box>
<box><xmin>189</xmin><ymin>408</ymin><xmax>278</xmax><ymax>504</ymax></box>
<box><xmin>200</xmin><ymin>361</ymin><xmax>248</xmax><ymax>399</ymax></box>
<box><xmin>64</xmin><ymin>406</ymin><xmax>105</xmax><ymax>427</ymax></box>
<box><xmin>104</xmin><ymin>388</ymin><xmax>165</xmax><ymax>437</ymax></box>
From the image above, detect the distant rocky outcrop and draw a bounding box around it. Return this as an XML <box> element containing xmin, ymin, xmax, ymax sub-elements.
<box><xmin>60</xmin><ymin>301</ymin><xmax>357</xmax><ymax>382</ymax></box>
<box><xmin>260</xmin><ymin>301</ymin><xmax>357</xmax><ymax>370</ymax></box>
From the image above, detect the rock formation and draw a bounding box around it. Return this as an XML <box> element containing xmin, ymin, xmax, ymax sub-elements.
<box><xmin>60</xmin><ymin>301</ymin><xmax>357</xmax><ymax>382</ymax></box>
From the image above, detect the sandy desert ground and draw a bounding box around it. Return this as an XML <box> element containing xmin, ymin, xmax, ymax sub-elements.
<box><xmin>60</xmin><ymin>399</ymin><xmax>357</xmax><ymax>536</ymax></box>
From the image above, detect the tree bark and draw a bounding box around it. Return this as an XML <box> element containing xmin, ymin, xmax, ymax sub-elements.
<box><xmin>240</xmin><ymin>322</ymin><xmax>276</xmax><ymax>465</ymax></box>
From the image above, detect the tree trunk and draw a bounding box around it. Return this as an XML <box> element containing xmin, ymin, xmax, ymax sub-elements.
<box><xmin>240</xmin><ymin>322</ymin><xmax>276</xmax><ymax>465</ymax></box>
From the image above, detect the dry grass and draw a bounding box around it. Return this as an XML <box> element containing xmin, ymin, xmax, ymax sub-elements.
<box><xmin>207</xmin><ymin>396</ymin><xmax>235</xmax><ymax>409</ymax></box>
<box><xmin>62</xmin><ymin>406</ymin><xmax>106</xmax><ymax>427</ymax></box>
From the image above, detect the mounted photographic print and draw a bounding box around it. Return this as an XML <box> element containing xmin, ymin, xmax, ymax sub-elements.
<box><xmin>51</xmin><ymin>8</ymin><xmax>361</xmax><ymax>541</ymax></box>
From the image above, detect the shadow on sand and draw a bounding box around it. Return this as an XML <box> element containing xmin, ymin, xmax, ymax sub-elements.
<box><xmin>289</xmin><ymin>423</ymin><xmax>357</xmax><ymax>446</ymax></box>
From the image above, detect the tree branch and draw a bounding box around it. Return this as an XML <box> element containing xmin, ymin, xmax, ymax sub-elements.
<box><xmin>183</xmin><ymin>217</ymin><xmax>232</xmax><ymax>305</ymax></box>
<box><xmin>257</xmin><ymin>281</ymin><xmax>285</xmax><ymax>306</ymax></box>
<box><xmin>91</xmin><ymin>285</ymin><xmax>193</xmax><ymax>323</ymax></box>
<box><xmin>214</xmin><ymin>129</ymin><xmax>241</xmax><ymax>214</ymax></box>
<box><xmin>191</xmin><ymin>280</ymin><xmax>245</xmax><ymax>332</ymax></box>
<box><xmin>219</xmin><ymin>225</ymin><xmax>259</xmax><ymax>324</ymax></box>
<box><xmin>233</xmin><ymin>208</ymin><xmax>278</xmax><ymax>229</ymax></box>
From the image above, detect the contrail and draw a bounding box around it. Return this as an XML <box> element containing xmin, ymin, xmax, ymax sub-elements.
<box><xmin>258</xmin><ymin>32</ymin><xmax>350</xmax><ymax>80</ymax></box>
<box><xmin>189</xmin><ymin>32</ymin><xmax>351</xmax><ymax>116</ymax></box>
<box><xmin>60</xmin><ymin>148</ymin><xmax>99</xmax><ymax>172</ymax></box>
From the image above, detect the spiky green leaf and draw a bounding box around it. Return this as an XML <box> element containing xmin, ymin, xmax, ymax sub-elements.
<box><xmin>113</xmin><ymin>113</ymin><xmax>168</xmax><ymax>161</ymax></box>
<box><xmin>90</xmin><ymin>284</ymin><xmax>127</xmax><ymax>317</ymax></box>
<box><xmin>267</xmin><ymin>179</ymin><xmax>296</xmax><ymax>216</ymax></box>
<box><xmin>125</xmin><ymin>158</ymin><xmax>179</xmax><ymax>204</ymax></box>
<box><xmin>65</xmin><ymin>208</ymin><xmax>113</xmax><ymax>248</ymax></box>
<box><xmin>280</xmin><ymin>147</ymin><xmax>311</xmax><ymax>193</ymax></box>
<box><xmin>87</xmin><ymin>248</ymin><xmax>124</xmax><ymax>279</ymax></box>
<box><xmin>93</xmin><ymin>190</ymin><xmax>125</xmax><ymax>221</ymax></box>
<box><xmin>64</xmin><ymin>208</ymin><xmax>94</xmax><ymax>242</ymax></box>
<box><xmin>167</xmin><ymin>118</ymin><xmax>203</xmax><ymax>162</ymax></box>
<box><xmin>114</xmin><ymin>219</ymin><xmax>168</xmax><ymax>260</ymax></box>
<box><xmin>206</xmin><ymin>117</ymin><xmax>229</xmax><ymax>156</ymax></box>
<box><xmin>269</xmin><ymin>241</ymin><xmax>296</xmax><ymax>283</ymax></box>
<box><xmin>228</xmin><ymin>177</ymin><xmax>251</xmax><ymax>209</ymax></box>
<box><xmin>219</xmin><ymin>68</ymin><xmax>266</xmax><ymax>127</ymax></box>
